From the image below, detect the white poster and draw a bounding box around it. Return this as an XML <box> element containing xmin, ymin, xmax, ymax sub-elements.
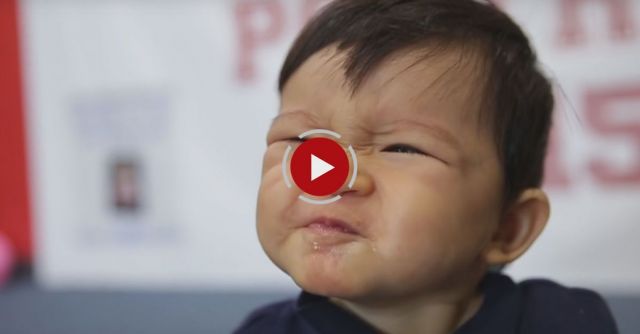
<box><xmin>21</xmin><ymin>0</ymin><xmax>640</xmax><ymax>292</ymax></box>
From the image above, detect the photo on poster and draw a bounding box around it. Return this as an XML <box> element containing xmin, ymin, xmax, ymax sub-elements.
<box><xmin>110</xmin><ymin>156</ymin><xmax>143</xmax><ymax>214</ymax></box>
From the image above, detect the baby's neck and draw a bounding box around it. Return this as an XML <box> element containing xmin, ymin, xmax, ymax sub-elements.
<box><xmin>329</xmin><ymin>288</ymin><xmax>483</xmax><ymax>334</ymax></box>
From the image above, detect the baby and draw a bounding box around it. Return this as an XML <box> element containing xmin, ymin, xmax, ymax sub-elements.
<box><xmin>235</xmin><ymin>0</ymin><xmax>618</xmax><ymax>333</ymax></box>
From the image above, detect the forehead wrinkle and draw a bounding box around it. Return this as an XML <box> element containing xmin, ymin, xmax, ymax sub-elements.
<box><xmin>271</xmin><ymin>109</ymin><xmax>319</xmax><ymax>127</ymax></box>
<box><xmin>350</xmin><ymin>86</ymin><xmax>462</xmax><ymax>150</ymax></box>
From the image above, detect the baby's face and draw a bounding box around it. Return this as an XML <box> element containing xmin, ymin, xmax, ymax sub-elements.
<box><xmin>257</xmin><ymin>47</ymin><xmax>504</xmax><ymax>302</ymax></box>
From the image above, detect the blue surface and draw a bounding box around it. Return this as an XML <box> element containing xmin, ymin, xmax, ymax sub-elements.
<box><xmin>0</xmin><ymin>279</ymin><xmax>637</xmax><ymax>334</ymax></box>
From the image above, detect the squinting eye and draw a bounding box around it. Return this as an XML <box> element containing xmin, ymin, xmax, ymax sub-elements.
<box><xmin>284</xmin><ymin>137</ymin><xmax>306</xmax><ymax>143</ymax></box>
<box><xmin>382</xmin><ymin>144</ymin><xmax>427</xmax><ymax>156</ymax></box>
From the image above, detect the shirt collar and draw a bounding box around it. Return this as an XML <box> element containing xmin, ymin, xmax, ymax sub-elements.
<box><xmin>297</xmin><ymin>291</ymin><xmax>379</xmax><ymax>334</ymax></box>
<box><xmin>295</xmin><ymin>273</ymin><xmax>522</xmax><ymax>334</ymax></box>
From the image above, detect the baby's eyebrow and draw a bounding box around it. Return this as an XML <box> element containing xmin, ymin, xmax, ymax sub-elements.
<box><xmin>271</xmin><ymin>111</ymin><xmax>460</xmax><ymax>149</ymax></box>
<box><xmin>386</xmin><ymin>119</ymin><xmax>461</xmax><ymax>150</ymax></box>
<box><xmin>270</xmin><ymin>110</ymin><xmax>316</xmax><ymax>127</ymax></box>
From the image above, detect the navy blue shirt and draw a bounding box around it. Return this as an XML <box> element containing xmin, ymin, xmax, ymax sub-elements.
<box><xmin>234</xmin><ymin>273</ymin><xmax>618</xmax><ymax>333</ymax></box>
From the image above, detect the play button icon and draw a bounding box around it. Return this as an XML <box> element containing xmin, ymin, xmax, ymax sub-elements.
<box><xmin>311</xmin><ymin>154</ymin><xmax>334</xmax><ymax>181</ymax></box>
<box><xmin>287</xmin><ymin>134</ymin><xmax>354</xmax><ymax>199</ymax></box>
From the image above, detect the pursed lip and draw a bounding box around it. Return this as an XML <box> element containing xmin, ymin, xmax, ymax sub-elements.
<box><xmin>302</xmin><ymin>216</ymin><xmax>361</xmax><ymax>236</ymax></box>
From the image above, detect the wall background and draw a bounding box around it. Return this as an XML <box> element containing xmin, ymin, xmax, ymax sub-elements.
<box><xmin>8</xmin><ymin>0</ymin><xmax>640</xmax><ymax>293</ymax></box>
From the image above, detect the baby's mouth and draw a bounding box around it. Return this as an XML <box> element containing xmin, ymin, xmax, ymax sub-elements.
<box><xmin>306</xmin><ymin>217</ymin><xmax>360</xmax><ymax>235</ymax></box>
<box><xmin>299</xmin><ymin>216</ymin><xmax>364</xmax><ymax>251</ymax></box>
<box><xmin>307</xmin><ymin>219</ymin><xmax>358</xmax><ymax>235</ymax></box>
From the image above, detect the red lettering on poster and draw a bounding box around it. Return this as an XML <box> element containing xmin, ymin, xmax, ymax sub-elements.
<box><xmin>235</xmin><ymin>0</ymin><xmax>285</xmax><ymax>82</ymax></box>
<box><xmin>585</xmin><ymin>84</ymin><xmax>640</xmax><ymax>185</ymax></box>
<box><xmin>558</xmin><ymin>0</ymin><xmax>635</xmax><ymax>46</ymax></box>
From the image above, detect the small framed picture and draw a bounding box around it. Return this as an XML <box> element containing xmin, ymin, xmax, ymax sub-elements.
<box><xmin>111</xmin><ymin>158</ymin><xmax>142</xmax><ymax>213</ymax></box>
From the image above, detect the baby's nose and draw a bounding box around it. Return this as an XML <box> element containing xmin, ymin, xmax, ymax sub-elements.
<box><xmin>337</xmin><ymin>162</ymin><xmax>374</xmax><ymax>198</ymax></box>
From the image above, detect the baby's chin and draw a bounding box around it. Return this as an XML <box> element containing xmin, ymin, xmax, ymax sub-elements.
<box><xmin>292</xmin><ymin>268</ymin><xmax>368</xmax><ymax>298</ymax></box>
<box><xmin>285</xmin><ymin>252</ymin><xmax>376</xmax><ymax>299</ymax></box>
<box><xmin>265</xmin><ymin>228</ymin><xmax>382</xmax><ymax>298</ymax></box>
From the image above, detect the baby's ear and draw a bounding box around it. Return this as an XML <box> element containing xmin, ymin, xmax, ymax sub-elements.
<box><xmin>484</xmin><ymin>188</ymin><xmax>550</xmax><ymax>266</ymax></box>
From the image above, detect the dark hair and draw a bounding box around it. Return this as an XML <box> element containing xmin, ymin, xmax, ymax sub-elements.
<box><xmin>278</xmin><ymin>0</ymin><xmax>554</xmax><ymax>207</ymax></box>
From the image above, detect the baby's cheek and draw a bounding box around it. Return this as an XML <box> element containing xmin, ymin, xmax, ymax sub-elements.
<box><xmin>261</xmin><ymin>146</ymin><xmax>283</xmax><ymax>175</ymax></box>
<box><xmin>372</xmin><ymin>185</ymin><xmax>463</xmax><ymax>278</ymax></box>
<box><xmin>256</xmin><ymin>163</ymin><xmax>299</xmax><ymax>247</ymax></box>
